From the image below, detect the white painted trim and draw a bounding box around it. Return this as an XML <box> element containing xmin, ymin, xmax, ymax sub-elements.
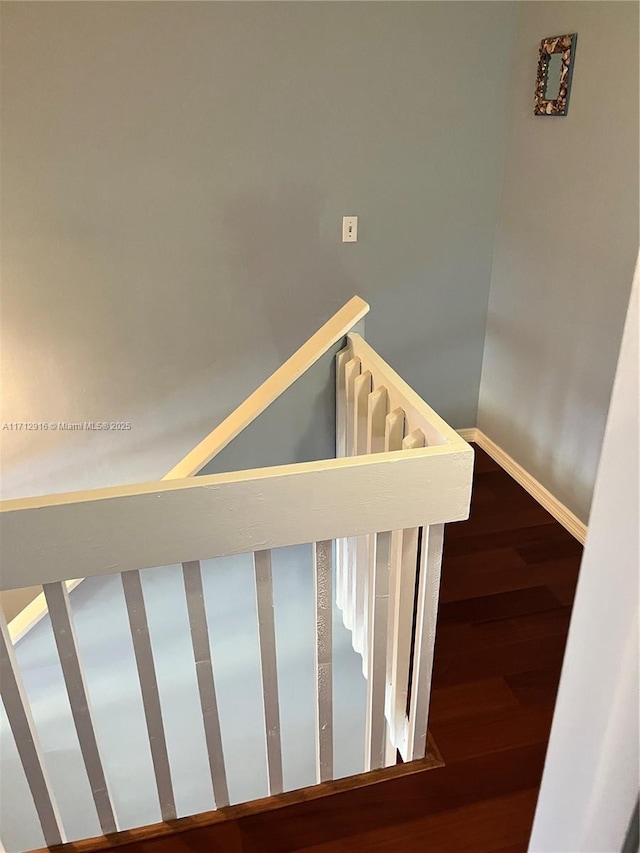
<box><xmin>349</xmin><ymin>335</ymin><xmax>469</xmax><ymax>449</ymax></box>
<box><xmin>1</xmin><ymin>446</ymin><xmax>473</xmax><ymax>590</ymax></box>
<box><xmin>456</xmin><ymin>428</ymin><xmax>587</xmax><ymax>544</ymax></box>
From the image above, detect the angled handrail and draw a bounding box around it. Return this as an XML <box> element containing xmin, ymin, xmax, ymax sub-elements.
<box><xmin>164</xmin><ymin>296</ymin><xmax>369</xmax><ymax>479</ymax></box>
<box><xmin>5</xmin><ymin>296</ymin><xmax>369</xmax><ymax>640</ymax></box>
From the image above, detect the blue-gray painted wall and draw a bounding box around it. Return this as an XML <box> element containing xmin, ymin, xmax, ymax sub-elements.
<box><xmin>0</xmin><ymin>1</ymin><xmax>518</xmax><ymax>499</ymax></box>
<box><xmin>478</xmin><ymin>1</ymin><xmax>639</xmax><ymax>523</ymax></box>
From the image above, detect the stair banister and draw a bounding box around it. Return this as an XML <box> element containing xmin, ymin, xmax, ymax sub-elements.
<box><xmin>0</xmin><ymin>298</ymin><xmax>473</xmax><ymax>850</ymax></box>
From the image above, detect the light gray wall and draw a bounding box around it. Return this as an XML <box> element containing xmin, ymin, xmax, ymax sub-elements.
<box><xmin>478</xmin><ymin>1</ymin><xmax>639</xmax><ymax>523</ymax></box>
<box><xmin>0</xmin><ymin>1</ymin><xmax>517</xmax><ymax>500</ymax></box>
<box><xmin>199</xmin><ymin>343</ymin><xmax>342</xmax><ymax>477</ymax></box>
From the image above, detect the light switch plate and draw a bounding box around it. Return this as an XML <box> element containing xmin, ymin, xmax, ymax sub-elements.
<box><xmin>342</xmin><ymin>216</ymin><xmax>358</xmax><ymax>242</ymax></box>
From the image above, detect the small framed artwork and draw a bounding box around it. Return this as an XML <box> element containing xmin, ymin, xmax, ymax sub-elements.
<box><xmin>534</xmin><ymin>33</ymin><xmax>578</xmax><ymax>116</ymax></box>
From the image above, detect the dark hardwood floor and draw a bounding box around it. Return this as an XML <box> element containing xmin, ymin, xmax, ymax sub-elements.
<box><xmin>51</xmin><ymin>445</ymin><xmax>584</xmax><ymax>853</ymax></box>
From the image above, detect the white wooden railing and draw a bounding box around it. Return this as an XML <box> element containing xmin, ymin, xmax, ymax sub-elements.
<box><xmin>0</xmin><ymin>298</ymin><xmax>473</xmax><ymax>847</ymax></box>
<box><xmin>335</xmin><ymin>332</ymin><xmax>472</xmax><ymax>766</ymax></box>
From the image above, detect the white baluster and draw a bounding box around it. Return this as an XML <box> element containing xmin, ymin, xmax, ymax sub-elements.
<box><xmin>393</xmin><ymin>429</ymin><xmax>425</xmax><ymax>758</ymax></box>
<box><xmin>253</xmin><ymin>549</ymin><xmax>283</xmax><ymax>795</ymax></box>
<box><xmin>313</xmin><ymin>541</ymin><xmax>333</xmax><ymax>783</ymax></box>
<box><xmin>335</xmin><ymin>348</ymin><xmax>351</xmax><ymax>611</ymax></box>
<box><xmin>367</xmin><ymin>387</ymin><xmax>389</xmax><ymax>455</ymax></box>
<box><xmin>360</xmin><ymin>386</ymin><xmax>388</xmax><ymax>677</ymax></box>
<box><xmin>121</xmin><ymin>570</ymin><xmax>176</xmax><ymax>821</ymax></box>
<box><xmin>383</xmin><ymin>408</ymin><xmax>406</xmax><ymax>761</ymax></box>
<box><xmin>364</xmin><ymin>529</ymin><xmax>392</xmax><ymax>771</ymax></box>
<box><xmin>352</xmin><ymin>370</ymin><xmax>372</xmax><ymax>657</ymax></box>
<box><xmin>0</xmin><ymin>608</ymin><xmax>65</xmax><ymax>846</ymax></box>
<box><xmin>343</xmin><ymin>357</ymin><xmax>362</xmax><ymax>631</ymax></box>
<box><xmin>182</xmin><ymin>561</ymin><xmax>229</xmax><ymax>808</ymax></box>
<box><xmin>43</xmin><ymin>581</ymin><xmax>117</xmax><ymax>834</ymax></box>
<box><xmin>406</xmin><ymin>523</ymin><xmax>445</xmax><ymax>760</ymax></box>
<box><xmin>384</xmin><ymin>407</ymin><xmax>405</xmax><ymax>453</ymax></box>
<box><xmin>387</xmin><ymin>427</ymin><xmax>427</xmax><ymax>760</ymax></box>
<box><xmin>335</xmin><ymin>348</ymin><xmax>350</xmax><ymax>460</ymax></box>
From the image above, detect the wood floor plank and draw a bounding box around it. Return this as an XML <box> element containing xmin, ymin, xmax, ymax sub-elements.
<box><xmin>443</xmin><ymin>547</ymin><xmax>528</xmax><ymax>571</ymax></box>
<box><xmin>446</xmin><ymin>506</ymin><xmax>555</xmax><ymax>540</ymax></box>
<box><xmin>236</xmin><ymin>745</ymin><xmax>548</xmax><ymax>853</ymax></box>
<box><xmin>429</xmin><ymin>677</ymin><xmax>520</xmax><ymax>724</ymax></box>
<box><xmin>440</xmin><ymin>553</ymin><xmax>580</xmax><ymax>603</ymax></box>
<box><xmin>438</xmin><ymin>586</ymin><xmax>562</xmax><ymax>624</ymax></box>
<box><xmin>433</xmin><ymin>633</ymin><xmax>568</xmax><ymax>688</ymax></box>
<box><xmin>506</xmin><ymin>667</ymin><xmax>563</xmax><ymax>708</ymax></box>
<box><xmin>430</xmin><ymin>704</ymin><xmax>555</xmax><ymax>763</ymax></box>
<box><xmin>467</xmin><ymin>481</ymin><xmax>501</xmax><ymax>508</ymax></box>
<box><xmin>489</xmin><ymin>845</ymin><xmax>530</xmax><ymax>853</ymax></box>
<box><xmin>470</xmin><ymin>607</ymin><xmax>573</xmax><ymax>648</ymax></box>
<box><xmin>515</xmin><ymin>537</ymin><xmax>583</xmax><ymax>563</ymax></box>
<box><xmin>547</xmin><ymin>580</ymin><xmax>579</xmax><ymax>607</ymax></box>
<box><xmin>432</xmin><ymin>620</ymin><xmax>476</xmax><ymax>652</ymax></box>
<box><xmin>54</xmin><ymin>824</ymin><xmax>244</xmax><ymax>853</ymax></box>
<box><xmin>139</xmin><ymin>823</ymin><xmax>243</xmax><ymax>853</ymax></box>
<box><xmin>295</xmin><ymin>789</ymin><xmax>538</xmax><ymax>853</ymax></box>
<box><xmin>443</xmin><ymin>523</ymin><xmax>574</xmax><ymax>559</ymax></box>
<box><xmin>471</xmin><ymin>448</ymin><xmax>502</xmax><ymax>474</ymax></box>
<box><xmin>476</xmin><ymin>468</ymin><xmax>543</xmax><ymax>502</ymax></box>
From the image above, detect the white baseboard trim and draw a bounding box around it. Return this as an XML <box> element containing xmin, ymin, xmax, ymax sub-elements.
<box><xmin>457</xmin><ymin>427</ymin><xmax>587</xmax><ymax>545</ymax></box>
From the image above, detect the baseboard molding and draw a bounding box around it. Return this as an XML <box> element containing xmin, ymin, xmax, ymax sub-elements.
<box><xmin>457</xmin><ymin>427</ymin><xmax>587</xmax><ymax>545</ymax></box>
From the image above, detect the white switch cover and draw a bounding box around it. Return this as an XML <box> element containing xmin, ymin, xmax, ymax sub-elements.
<box><xmin>342</xmin><ymin>216</ymin><xmax>358</xmax><ymax>242</ymax></box>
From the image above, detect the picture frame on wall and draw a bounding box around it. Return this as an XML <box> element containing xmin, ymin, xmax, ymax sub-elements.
<box><xmin>534</xmin><ymin>33</ymin><xmax>578</xmax><ymax>116</ymax></box>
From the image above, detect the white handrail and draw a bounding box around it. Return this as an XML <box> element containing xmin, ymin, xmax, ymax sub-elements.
<box><xmin>165</xmin><ymin>296</ymin><xmax>370</xmax><ymax>479</ymax></box>
<box><xmin>0</xmin><ymin>445</ymin><xmax>472</xmax><ymax>591</ymax></box>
